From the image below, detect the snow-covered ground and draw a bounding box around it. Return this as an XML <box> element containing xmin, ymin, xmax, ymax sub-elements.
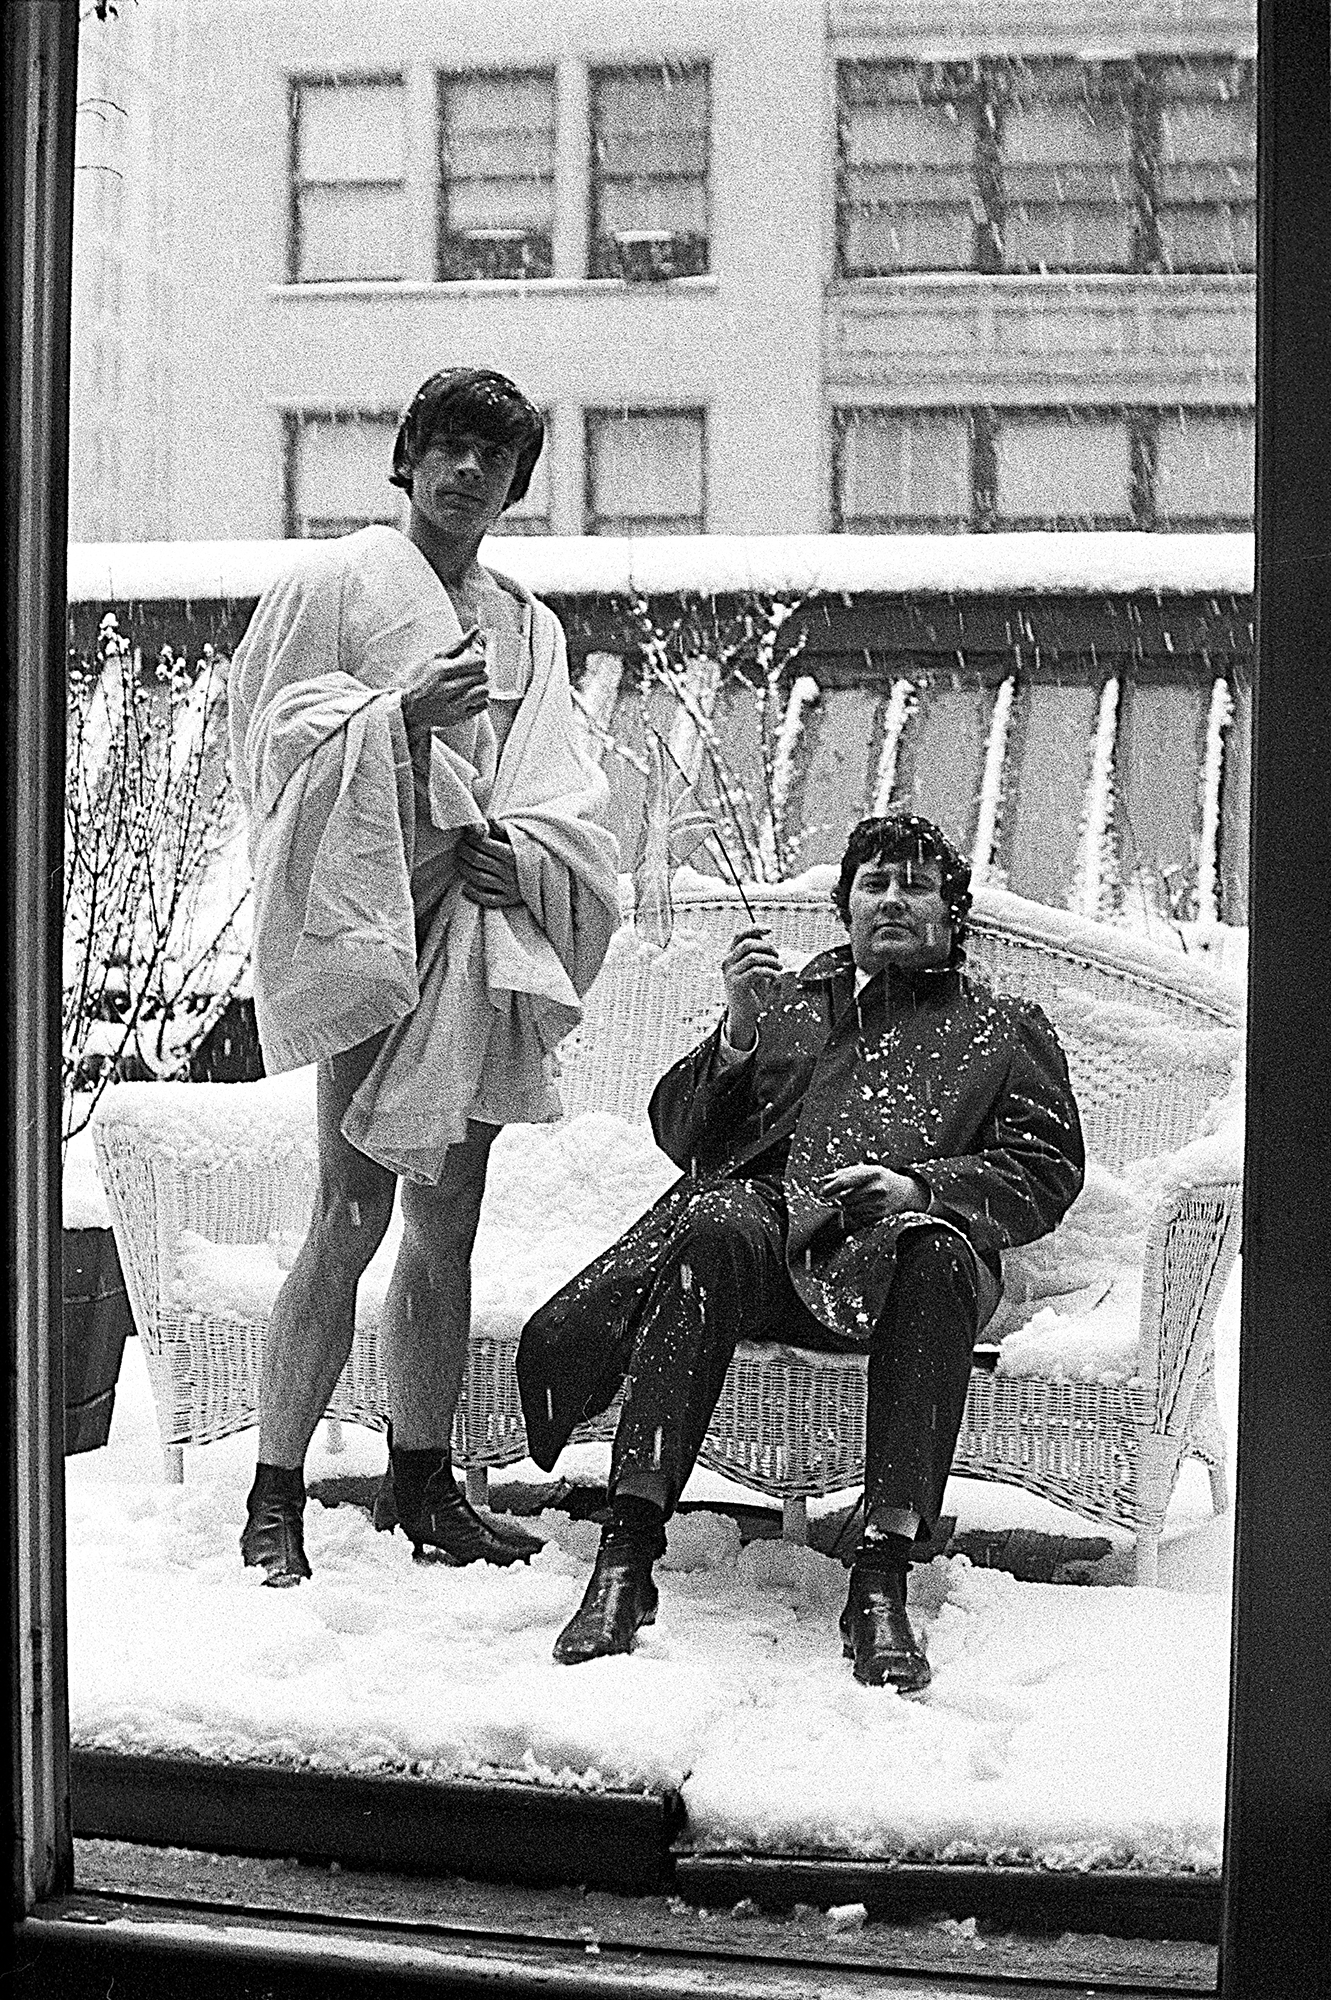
<box><xmin>65</xmin><ymin>1247</ymin><xmax>1238</xmax><ymax>1873</ymax></box>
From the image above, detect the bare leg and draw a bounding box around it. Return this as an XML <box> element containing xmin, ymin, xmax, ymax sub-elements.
<box><xmin>257</xmin><ymin>1034</ymin><xmax>397</xmax><ymax>1470</ymax></box>
<box><xmin>381</xmin><ymin>1121</ymin><xmax>497</xmax><ymax>1451</ymax></box>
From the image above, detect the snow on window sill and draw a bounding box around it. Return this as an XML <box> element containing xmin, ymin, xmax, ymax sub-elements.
<box><xmin>267</xmin><ymin>275</ymin><xmax>721</xmax><ymax>303</ymax></box>
<box><xmin>827</xmin><ymin>270</ymin><xmax>1257</xmax><ymax>297</ymax></box>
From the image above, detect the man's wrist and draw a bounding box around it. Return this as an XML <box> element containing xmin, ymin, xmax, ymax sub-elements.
<box><xmin>718</xmin><ymin>1012</ymin><xmax>758</xmax><ymax>1061</ymax></box>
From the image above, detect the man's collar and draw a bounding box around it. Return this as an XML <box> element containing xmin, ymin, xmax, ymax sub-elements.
<box><xmin>798</xmin><ymin>943</ymin><xmax>957</xmax><ymax>997</ymax></box>
<box><xmin>798</xmin><ymin>943</ymin><xmax>855</xmax><ymax>987</ymax></box>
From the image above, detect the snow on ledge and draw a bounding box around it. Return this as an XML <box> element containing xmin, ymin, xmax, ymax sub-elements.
<box><xmin>67</xmin><ymin>531</ymin><xmax>1255</xmax><ymax>606</ymax></box>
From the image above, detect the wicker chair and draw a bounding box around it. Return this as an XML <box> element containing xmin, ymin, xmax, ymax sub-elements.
<box><xmin>91</xmin><ymin>882</ymin><xmax>1243</xmax><ymax>1584</ymax></box>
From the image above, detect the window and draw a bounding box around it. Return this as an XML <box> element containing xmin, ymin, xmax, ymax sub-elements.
<box><xmin>284</xmin><ymin>412</ymin><xmax>402</xmax><ymax>537</ymax></box>
<box><xmin>833</xmin><ymin>405</ymin><xmax>1253</xmax><ymax>532</ymax></box>
<box><xmin>836</xmin><ymin>63</ymin><xmax>979</xmax><ymax>274</ymax></box>
<box><xmin>437</xmin><ymin>70</ymin><xmax>555</xmax><ymax>280</ymax></box>
<box><xmin>832</xmin><ymin>408</ymin><xmax>973</xmax><ymax>530</ymax></box>
<box><xmin>290</xmin><ymin>76</ymin><xmax>406</xmax><ymax>283</ymax></box>
<box><xmin>589</xmin><ymin>63</ymin><xmax>710</xmax><ymax>280</ymax></box>
<box><xmin>837</xmin><ymin>56</ymin><xmax>1255</xmax><ymax>277</ymax></box>
<box><xmin>585</xmin><ymin>409</ymin><xmax>705</xmax><ymax>533</ymax></box>
<box><xmin>999</xmin><ymin>61</ymin><xmax>1135</xmax><ymax>273</ymax></box>
<box><xmin>1154</xmin><ymin>57</ymin><xmax>1256</xmax><ymax>273</ymax></box>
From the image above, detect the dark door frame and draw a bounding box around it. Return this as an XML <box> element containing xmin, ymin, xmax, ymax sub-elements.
<box><xmin>7</xmin><ymin>1</ymin><xmax>1330</xmax><ymax>1993</ymax></box>
<box><xmin>1220</xmin><ymin>0</ymin><xmax>1331</xmax><ymax>1988</ymax></box>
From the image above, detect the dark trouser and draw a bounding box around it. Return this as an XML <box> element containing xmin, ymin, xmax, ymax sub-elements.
<box><xmin>516</xmin><ymin>1176</ymin><xmax>980</xmax><ymax>1533</ymax></box>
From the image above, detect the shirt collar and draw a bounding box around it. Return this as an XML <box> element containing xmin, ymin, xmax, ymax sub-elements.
<box><xmin>798</xmin><ymin>943</ymin><xmax>957</xmax><ymax>1002</ymax></box>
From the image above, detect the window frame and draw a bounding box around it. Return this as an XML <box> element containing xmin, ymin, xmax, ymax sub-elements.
<box><xmin>835</xmin><ymin>53</ymin><xmax>1257</xmax><ymax>280</ymax></box>
<box><xmin>582</xmin><ymin>405</ymin><xmax>708</xmax><ymax>535</ymax></box>
<box><xmin>587</xmin><ymin>60</ymin><xmax>712</xmax><ymax>282</ymax></box>
<box><xmin>435</xmin><ymin>65</ymin><xmax>556</xmax><ymax>282</ymax></box>
<box><xmin>281</xmin><ymin>408</ymin><xmax>403</xmax><ymax>540</ymax></box>
<box><xmin>830</xmin><ymin>404</ymin><xmax>978</xmax><ymax>533</ymax></box>
<box><xmin>9</xmin><ymin>3</ymin><xmax>1331</xmax><ymax>1992</ymax></box>
<box><xmin>287</xmin><ymin>70</ymin><xmax>408</xmax><ymax>286</ymax></box>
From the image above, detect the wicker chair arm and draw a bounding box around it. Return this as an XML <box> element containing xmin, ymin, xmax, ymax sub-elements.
<box><xmin>1139</xmin><ymin>1173</ymin><xmax>1242</xmax><ymax>1436</ymax></box>
<box><xmin>90</xmin><ymin>1079</ymin><xmax>318</xmax><ymax>1346</ymax></box>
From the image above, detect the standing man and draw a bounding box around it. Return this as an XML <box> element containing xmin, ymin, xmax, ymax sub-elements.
<box><xmin>229</xmin><ymin>368</ymin><xmax>621</xmax><ymax>1586</ymax></box>
<box><xmin>517</xmin><ymin>814</ymin><xmax>1084</xmax><ymax>1689</ymax></box>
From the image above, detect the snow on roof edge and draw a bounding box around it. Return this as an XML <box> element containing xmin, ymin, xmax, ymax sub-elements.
<box><xmin>66</xmin><ymin>531</ymin><xmax>1255</xmax><ymax>605</ymax></box>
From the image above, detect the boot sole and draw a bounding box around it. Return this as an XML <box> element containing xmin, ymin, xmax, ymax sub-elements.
<box><xmin>409</xmin><ymin>1538</ymin><xmax>533</xmax><ymax>1568</ymax></box>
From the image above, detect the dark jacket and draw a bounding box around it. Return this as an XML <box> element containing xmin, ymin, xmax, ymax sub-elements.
<box><xmin>648</xmin><ymin>944</ymin><xmax>1085</xmax><ymax>1345</ymax></box>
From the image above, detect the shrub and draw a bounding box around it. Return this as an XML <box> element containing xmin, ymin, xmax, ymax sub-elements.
<box><xmin>62</xmin><ymin>613</ymin><xmax>249</xmax><ymax>1144</ymax></box>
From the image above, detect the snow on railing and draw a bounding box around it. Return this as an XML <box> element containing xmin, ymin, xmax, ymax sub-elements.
<box><xmin>870</xmin><ymin>677</ymin><xmax>916</xmax><ymax>815</ymax></box>
<box><xmin>1196</xmin><ymin>678</ymin><xmax>1236</xmax><ymax>931</ymax></box>
<box><xmin>971</xmin><ymin>676</ymin><xmax>1016</xmax><ymax>891</ymax></box>
<box><xmin>67</xmin><ymin>531</ymin><xmax>1256</xmax><ymax>605</ymax></box>
<box><xmin>1073</xmin><ymin>678</ymin><xmax>1122</xmax><ymax>921</ymax></box>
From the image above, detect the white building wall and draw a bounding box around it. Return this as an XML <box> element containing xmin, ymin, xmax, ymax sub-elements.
<box><xmin>70</xmin><ymin>0</ymin><xmax>189</xmax><ymax>542</ymax></box>
<box><xmin>152</xmin><ymin>0</ymin><xmax>828</xmax><ymax>541</ymax></box>
<box><xmin>68</xmin><ymin>0</ymin><xmax>1257</xmax><ymax>544</ymax></box>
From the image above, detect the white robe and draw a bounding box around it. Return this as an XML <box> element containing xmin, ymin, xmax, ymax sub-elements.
<box><xmin>229</xmin><ymin>526</ymin><xmax>621</xmax><ymax>1182</ymax></box>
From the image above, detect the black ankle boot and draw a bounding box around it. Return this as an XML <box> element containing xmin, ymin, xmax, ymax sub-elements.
<box><xmin>377</xmin><ymin>1434</ymin><xmax>542</xmax><ymax>1567</ymax></box>
<box><xmin>241</xmin><ymin>1463</ymin><xmax>311</xmax><ymax>1587</ymax></box>
<box><xmin>552</xmin><ymin>1499</ymin><xmax>666</xmax><ymax>1666</ymax></box>
<box><xmin>839</xmin><ymin>1544</ymin><xmax>930</xmax><ymax>1692</ymax></box>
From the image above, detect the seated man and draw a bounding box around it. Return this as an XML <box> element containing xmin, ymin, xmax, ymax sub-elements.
<box><xmin>517</xmin><ymin>814</ymin><xmax>1084</xmax><ymax>1689</ymax></box>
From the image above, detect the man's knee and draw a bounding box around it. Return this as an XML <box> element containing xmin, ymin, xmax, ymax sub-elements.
<box><xmin>877</xmin><ymin>1226</ymin><xmax>979</xmax><ymax>1329</ymax></box>
<box><xmin>674</xmin><ymin>1183</ymin><xmax>775</xmax><ymax>1269</ymax></box>
<box><xmin>313</xmin><ymin>1160</ymin><xmax>395</xmax><ymax>1271</ymax></box>
<box><xmin>400</xmin><ymin>1174</ymin><xmax>488</xmax><ymax>1275</ymax></box>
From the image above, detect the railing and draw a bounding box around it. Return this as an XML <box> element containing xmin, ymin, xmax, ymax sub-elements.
<box><xmin>67</xmin><ymin>532</ymin><xmax>1254</xmax><ymax>928</ymax></box>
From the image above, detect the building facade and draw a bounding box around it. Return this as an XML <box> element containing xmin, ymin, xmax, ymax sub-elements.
<box><xmin>70</xmin><ymin>0</ymin><xmax>1256</xmax><ymax>545</ymax></box>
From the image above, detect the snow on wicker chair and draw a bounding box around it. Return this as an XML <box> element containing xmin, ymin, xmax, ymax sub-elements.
<box><xmin>91</xmin><ymin>881</ymin><xmax>1244</xmax><ymax>1584</ymax></box>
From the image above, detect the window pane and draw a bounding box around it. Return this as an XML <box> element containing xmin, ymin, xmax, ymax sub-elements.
<box><xmin>999</xmin><ymin>679</ymin><xmax>1102</xmax><ymax>903</ymax></box>
<box><xmin>1154</xmin><ymin>410</ymin><xmax>1255</xmax><ymax>526</ymax></box>
<box><xmin>836</xmin><ymin>411</ymin><xmax>971</xmax><ymax>529</ymax></box>
<box><xmin>896</xmin><ymin>673</ymin><xmax>993</xmax><ymax>852</ymax></box>
<box><xmin>439</xmin><ymin>71</ymin><xmax>555</xmax><ymax>277</ymax></box>
<box><xmin>297</xmin><ymin>80</ymin><xmax>404</xmax><ymax>183</ymax></box>
<box><xmin>291</xmin><ymin>416</ymin><xmax>400</xmax><ymax>536</ymax></box>
<box><xmin>994</xmin><ymin>413</ymin><xmax>1133</xmax><ymax>525</ymax></box>
<box><xmin>842</xmin><ymin>200</ymin><xmax>976</xmax><ymax>272</ymax></box>
<box><xmin>595</xmin><ymin>68</ymin><xmax>708</xmax><ymax>149</ymax></box>
<box><xmin>596</xmin><ymin>177</ymin><xmax>707</xmax><ymax>237</ymax></box>
<box><xmin>839</xmin><ymin>64</ymin><xmax>979</xmax><ymax>274</ymax></box>
<box><xmin>1001</xmin><ymin>64</ymin><xmax>1133</xmax><ymax>271</ymax></box>
<box><xmin>591</xmin><ymin>65</ymin><xmax>710</xmax><ymax>277</ymax></box>
<box><xmin>446</xmin><ymin>72</ymin><xmax>554</xmax><ymax>147</ymax></box>
<box><xmin>588</xmin><ymin>411</ymin><xmax>704</xmax><ymax>533</ymax></box>
<box><xmin>1114</xmin><ymin>676</ymin><xmax>1212</xmax><ymax>920</ymax></box>
<box><xmin>297</xmin><ymin>183</ymin><xmax>405</xmax><ymax>282</ymax></box>
<box><xmin>448</xmin><ymin>179</ymin><xmax>554</xmax><ymax>232</ymax></box>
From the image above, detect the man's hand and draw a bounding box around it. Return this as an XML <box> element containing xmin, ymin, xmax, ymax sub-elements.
<box><xmin>456</xmin><ymin>820</ymin><xmax>524</xmax><ymax>908</ymax></box>
<box><xmin>721</xmin><ymin>926</ymin><xmax>783</xmax><ymax>1051</ymax></box>
<box><xmin>818</xmin><ymin>1163</ymin><xmax>928</xmax><ymax>1228</ymax></box>
<box><xmin>400</xmin><ymin>627</ymin><xmax>489</xmax><ymax>753</ymax></box>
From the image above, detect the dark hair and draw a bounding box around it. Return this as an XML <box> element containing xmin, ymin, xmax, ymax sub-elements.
<box><xmin>390</xmin><ymin>368</ymin><xmax>545</xmax><ymax>508</ymax></box>
<box><xmin>833</xmin><ymin>813</ymin><xmax>973</xmax><ymax>963</ymax></box>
